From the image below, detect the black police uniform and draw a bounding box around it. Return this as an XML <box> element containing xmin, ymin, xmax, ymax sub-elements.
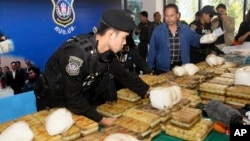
<box><xmin>189</xmin><ymin>21</ymin><xmax>212</xmax><ymax>64</ymax></box>
<box><xmin>190</xmin><ymin>20</ymin><xmax>223</xmax><ymax>64</ymax></box>
<box><xmin>117</xmin><ymin>33</ymin><xmax>152</xmax><ymax>74</ymax></box>
<box><xmin>114</xmin><ymin>33</ymin><xmax>152</xmax><ymax>90</ymax></box>
<box><xmin>35</xmin><ymin>34</ymin><xmax>149</xmax><ymax>122</ymax></box>
<box><xmin>135</xmin><ymin>21</ymin><xmax>151</xmax><ymax>60</ymax></box>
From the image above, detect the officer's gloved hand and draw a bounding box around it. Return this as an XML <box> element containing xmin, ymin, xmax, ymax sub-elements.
<box><xmin>104</xmin><ymin>72</ymin><xmax>118</xmax><ymax>104</ymax></box>
<box><xmin>106</xmin><ymin>91</ymin><xmax>118</xmax><ymax>104</ymax></box>
<box><xmin>212</xmin><ymin>46</ymin><xmax>225</xmax><ymax>55</ymax></box>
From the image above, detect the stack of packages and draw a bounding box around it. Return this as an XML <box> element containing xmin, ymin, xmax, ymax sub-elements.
<box><xmin>171</xmin><ymin>63</ymin><xmax>204</xmax><ymax>90</ymax></box>
<box><xmin>96</xmin><ymin>74</ymin><xmax>170</xmax><ymax>119</ymax></box>
<box><xmin>203</xmin><ymin>54</ymin><xmax>238</xmax><ymax>76</ymax></box>
<box><xmin>181</xmin><ymin>88</ymin><xmax>201</xmax><ymax>108</ymax></box>
<box><xmin>225</xmin><ymin>66</ymin><xmax>250</xmax><ymax>108</ymax></box>
<box><xmin>200</xmin><ymin>73</ymin><xmax>234</xmax><ymax>103</ymax></box>
<box><xmin>196</xmin><ymin>54</ymin><xmax>238</xmax><ymax>104</ymax></box>
<box><xmin>96</xmin><ymin>83</ymin><xmax>194</xmax><ymax>140</ymax></box>
<box><xmin>137</xmin><ymin>104</ymin><xmax>172</xmax><ymax>130</ymax></box>
<box><xmin>147</xmin><ymin>83</ymin><xmax>213</xmax><ymax>140</ymax></box>
<box><xmin>0</xmin><ymin>108</ymin><xmax>99</xmax><ymax>141</ymax></box>
<box><xmin>165</xmin><ymin>107</ymin><xmax>214</xmax><ymax>141</ymax></box>
<box><xmin>96</xmin><ymin>99</ymin><xmax>138</xmax><ymax>118</ymax></box>
<box><xmin>199</xmin><ymin>81</ymin><xmax>229</xmax><ymax>103</ymax></box>
<box><xmin>114</xmin><ymin>108</ymin><xmax>161</xmax><ymax>140</ymax></box>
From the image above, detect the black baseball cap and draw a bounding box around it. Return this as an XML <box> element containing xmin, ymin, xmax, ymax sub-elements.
<box><xmin>101</xmin><ymin>9</ymin><xmax>136</xmax><ymax>32</ymax></box>
<box><xmin>199</xmin><ymin>5</ymin><xmax>218</xmax><ymax>16</ymax></box>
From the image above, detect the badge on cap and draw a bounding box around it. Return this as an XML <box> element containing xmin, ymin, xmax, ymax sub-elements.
<box><xmin>66</xmin><ymin>56</ymin><xmax>83</xmax><ymax>76</ymax></box>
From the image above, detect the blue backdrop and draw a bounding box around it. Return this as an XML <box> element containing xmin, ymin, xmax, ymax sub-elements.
<box><xmin>0</xmin><ymin>0</ymin><xmax>121</xmax><ymax>71</ymax></box>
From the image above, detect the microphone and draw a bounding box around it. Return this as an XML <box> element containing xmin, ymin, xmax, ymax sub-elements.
<box><xmin>205</xmin><ymin>100</ymin><xmax>243</xmax><ymax>126</ymax></box>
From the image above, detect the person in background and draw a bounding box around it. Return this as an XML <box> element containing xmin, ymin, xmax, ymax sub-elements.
<box><xmin>5</xmin><ymin>61</ymin><xmax>25</xmax><ymax>94</ymax></box>
<box><xmin>119</xmin><ymin>9</ymin><xmax>152</xmax><ymax>75</ymax></box>
<box><xmin>147</xmin><ymin>3</ymin><xmax>201</xmax><ymax>75</ymax></box>
<box><xmin>23</xmin><ymin>66</ymin><xmax>40</xmax><ymax>92</ymax></box>
<box><xmin>148</xmin><ymin>11</ymin><xmax>162</xmax><ymax>40</ymax></box>
<box><xmin>235</xmin><ymin>10</ymin><xmax>250</xmax><ymax>44</ymax></box>
<box><xmin>189</xmin><ymin>11</ymin><xmax>200</xmax><ymax>26</ymax></box>
<box><xmin>211</xmin><ymin>3</ymin><xmax>235</xmax><ymax>49</ymax></box>
<box><xmin>189</xmin><ymin>5</ymin><xmax>222</xmax><ymax>64</ymax></box>
<box><xmin>0</xmin><ymin>67</ymin><xmax>4</xmax><ymax>89</ymax></box>
<box><xmin>135</xmin><ymin>11</ymin><xmax>151</xmax><ymax>60</ymax></box>
<box><xmin>3</xmin><ymin>66</ymin><xmax>9</xmax><ymax>74</ymax></box>
<box><xmin>16</xmin><ymin>60</ymin><xmax>26</xmax><ymax>80</ymax></box>
<box><xmin>113</xmin><ymin>9</ymin><xmax>153</xmax><ymax>91</ymax></box>
<box><xmin>34</xmin><ymin>9</ymin><xmax>150</xmax><ymax>127</ymax></box>
<box><xmin>152</xmin><ymin>11</ymin><xmax>162</xmax><ymax>26</ymax></box>
<box><xmin>23</xmin><ymin>58</ymin><xmax>37</xmax><ymax>80</ymax></box>
<box><xmin>1</xmin><ymin>66</ymin><xmax>10</xmax><ymax>88</ymax></box>
<box><xmin>0</xmin><ymin>67</ymin><xmax>3</xmax><ymax>78</ymax></box>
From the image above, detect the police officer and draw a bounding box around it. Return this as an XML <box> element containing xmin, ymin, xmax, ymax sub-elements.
<box><xmin>190</xmin><ymin>5</ymin><xmax>223</xmax><ymax>64</ymax></box>
<box><xmin>34</xmin><ymin>9</ymin><xmax>151</xmax><ymax>127</ymax></box>
<box><xmin>113</xmin><ymin>10</ymin><xmax>152</xmax><ymax>91</ymax></box>
<box><xmin>117</xmin><ymin>9</ymin><xmax>152</xmax><ymax>75</ymax></box>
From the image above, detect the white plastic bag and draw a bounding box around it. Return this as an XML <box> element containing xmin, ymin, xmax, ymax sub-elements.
<box><xmin>45</xmin><ymin>108</ymin><xmax>74</xmax><ymax>136</ymax></box>
<box><xmin>234</xmin><ymin>66</ymin><xmax>250</xmax><ymax>86</ymax></box>
<box><xmin>0</xmin><ymin>121</ymin><xmax>34</xmax><ymax>141</ymax></box>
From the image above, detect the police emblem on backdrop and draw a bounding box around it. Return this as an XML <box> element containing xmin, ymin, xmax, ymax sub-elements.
<box><xmin>66</xmin><ymin>56</ymin><xmax>83</xmax><ymax>76</ymax></box>
<box><xmin>52</xmin><ymin>0</ymin><xmax>75</xmax><ymax>27</ymax></box>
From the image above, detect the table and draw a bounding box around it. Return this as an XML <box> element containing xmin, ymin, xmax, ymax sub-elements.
<box><xmin>222</xmin><ymin>55</ymin><xmax>250</xmax><ymax>66</ymax></box>
<box><xmin>152</xmin><ymin>130</ymin><xmax>229</xmax><ymax>141</ymax></box>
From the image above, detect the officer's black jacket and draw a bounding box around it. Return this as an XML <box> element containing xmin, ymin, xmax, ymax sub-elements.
<box><xmin>40</xmin><ymin>34</ymin><xmax>149</xmax><ymax>122</ymax></box>
<box><xmin>119</xmin><ymin>34</ymin><xmax>152</xmax><ymax>74</ymax></box>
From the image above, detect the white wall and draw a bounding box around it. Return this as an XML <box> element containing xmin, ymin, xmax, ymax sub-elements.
<box><xmin>142</xmin><ymin>0</ymin><xmax>164</xmax><ymax>21</ymax></box>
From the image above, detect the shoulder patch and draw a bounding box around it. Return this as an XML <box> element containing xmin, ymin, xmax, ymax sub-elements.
<box><xmin>190</xmin><ymin>24</ymin><xmax>197</xmax><ymax>31</ymax></box>
<box><xmin>66</xmin><ymin>56</ymin><xmax>83</xmax><ymax>76</ymax></box>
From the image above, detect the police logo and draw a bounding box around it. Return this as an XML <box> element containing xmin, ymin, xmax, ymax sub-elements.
<box><xmin>66</xmin><ymin>56</ymin><xmax>83</xmax><ymax>76</ymax></box>
<box><xmin>51</xmin><ymin>0</ymin><xmax>75</xmax><ymax>27</ymax></box>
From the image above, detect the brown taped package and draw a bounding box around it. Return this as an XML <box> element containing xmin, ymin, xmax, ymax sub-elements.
<box><xmin>171</xmin><ymin>107</ymin><xmax>202</xmax><ymax>129</ymax></box>
<box><xmin>77</xmin><ymin>132</ymin><xmax>108</xmax><ymax>141</ymax></box>
<box><xmin>140</xmin><ymin>74</ymin><xmax>166</xmax><ymax>86</ymax></box>
<box><xmin>166</xmin><ymin>118</ymin><xmax>213</xmax><ymax>141</ymax></box>
<box><xmin>96</xmin><ymin>100</ymin><xmax>136</xmax><ymax>118</ymax></box>
<box><xmin>32</xmin><ymin>109</ymin><xmax>51</xmax><ymax>124</ymax></box>
<box><xmin>199</xmin><ymin>82</ymin><xmax>228</xmax><ymax>95</ymax></box>
<box><xmin>71</xmin><ymin>114</ymin><xmax>98</xmax><ymax>136</ymax></box>
<box><xmin>15</xmin><ymin>114</ymin><xmax>41</xmax><ymax>127</ymax></box>
<box><xmin>61</xmin><ymin>125</ymin><xmax>82</xmax><ymax>141</ymax></box>
<box><xmin>117</xmin><ymin>88</ymin><xmax>141</xmax><ymax>102</ymax></box>
<box><xmin>114</xmin><ymin>116</ymin><xmax>151</xmax><ymax>137</ymax></box>
<box><xmin>200</xmin><ymin>92</ymin><xmax>226</xmax><ymax>102</ymax></box>
<box><xmin>31</xmin><ymin>124</ymin><xmax>63</xmax><ymax>141</ymax></box>
<box><xmin>123</xmin><ymin>108</ymin><xmax>161</xmax><ymax>128</ymax></box>
<box><xmin>225</xmin><ymin>97</ymin><xmax>250</xmax><ymax>108</ymax></box>
<box><xmin>102</xmin><ymin>125</ymin><xmax>142</xmax><ymax>140</ymax></box>
<box><xmin>226</xmin><ymin>85</ymin><xmax>250</xmax><ymax>99</ymax></box>
<box><xmin>208</xmin><ymin>76</ymin><xmax>234</xmax><ymax>86</ymax></box>
<box><xmin>138</xmin><ymin>104</ymin><xmax>171</xmax><ymax>123</ymax></box>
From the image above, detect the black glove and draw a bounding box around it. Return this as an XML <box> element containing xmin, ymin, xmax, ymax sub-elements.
<box><xmin>92</xmin><ymin>72</ymin><xmax>117</xmax><ymax>105</ymax></box>
<box><xmin>105</xmin><ymin>72</ymin><xmax>117</xmax><ymax>103</ymax></box>
<box><xmin>212</xmin><ymin>45</ymin><xmax>225</xmax><ymax>55</ymax></box>
<box><xmin>34</xmin><ymin>75</ymin><xmax>50</xmax><ymax>99</ymax></box>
